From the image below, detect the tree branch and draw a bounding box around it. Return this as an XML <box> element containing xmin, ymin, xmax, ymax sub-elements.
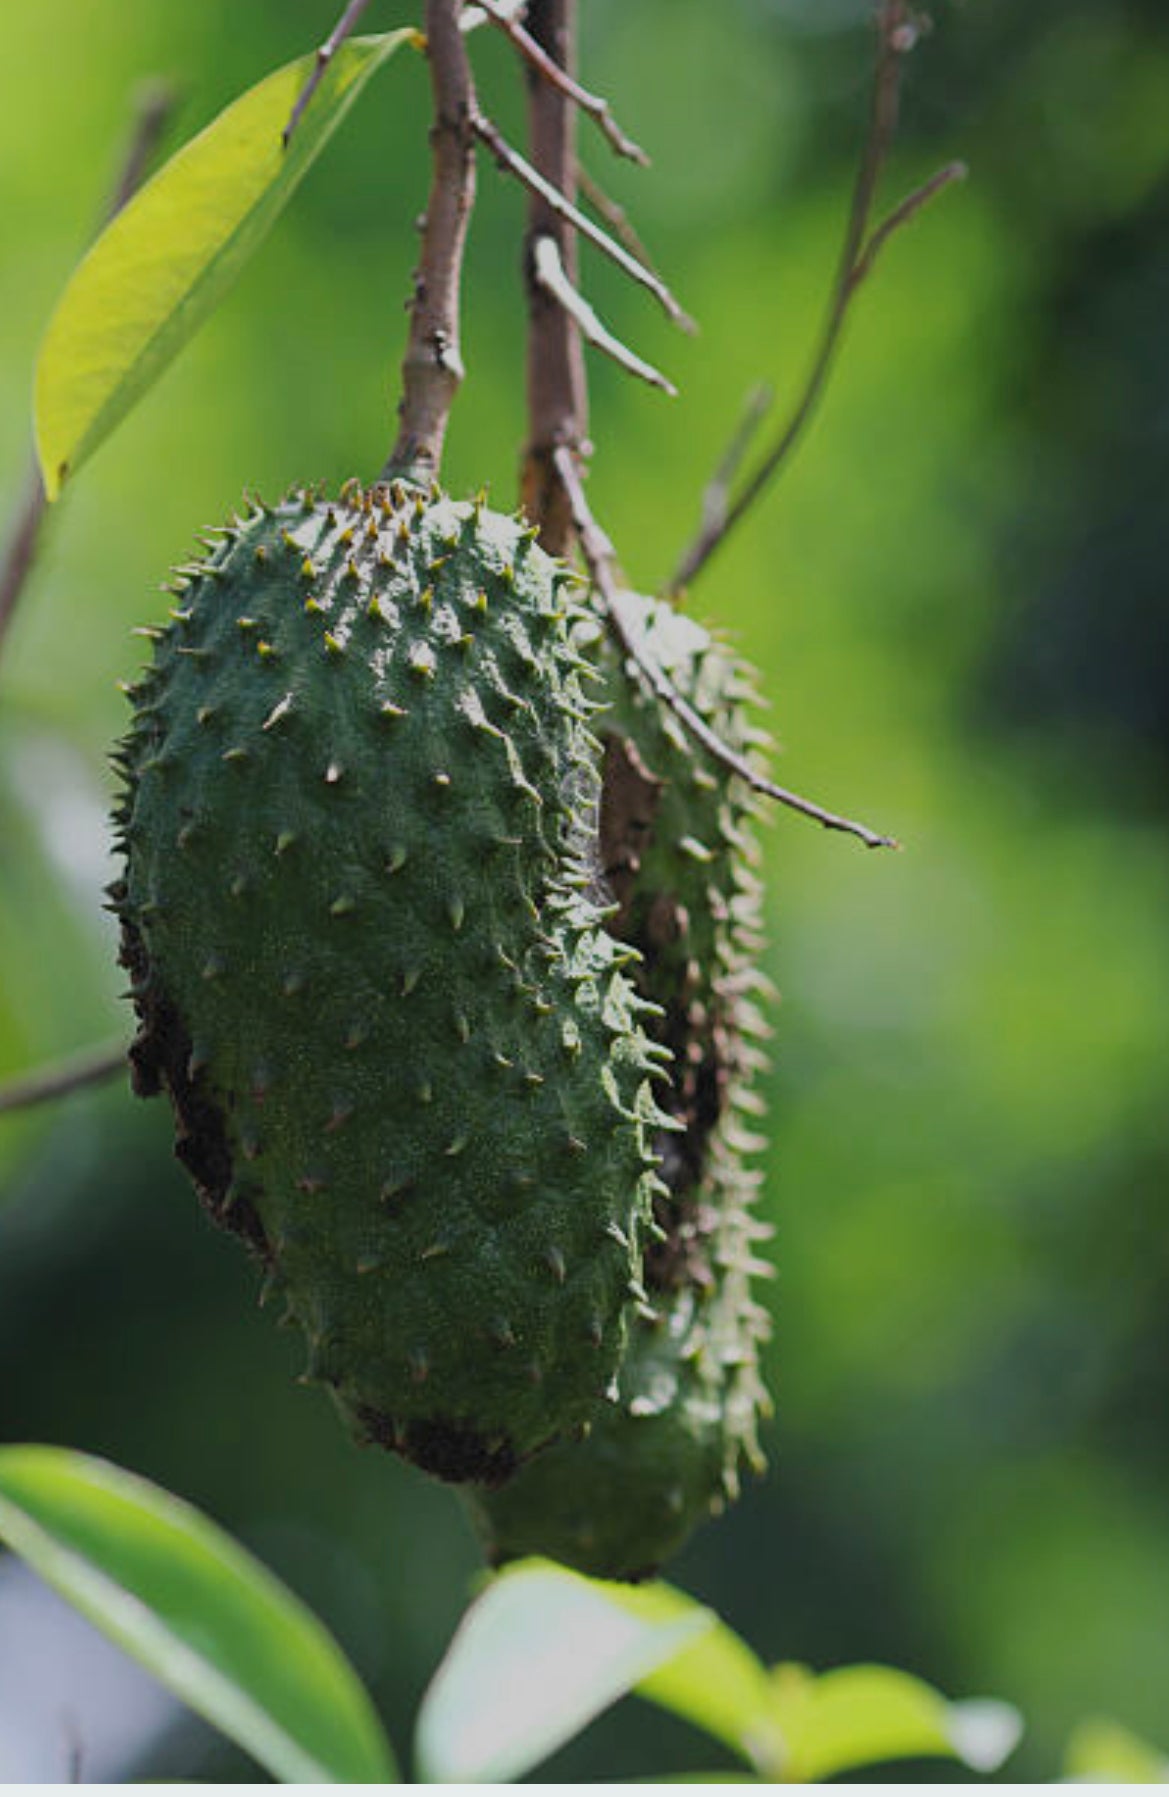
<box><xmin>0</xmin><ymin>468</ymin><xmax>47</xmax><ymax>659</ymax></box>
<box><xmin>520</xmin><ymin>0</ymin><xmax>589</xmax><ymax>554</ymax></box>
<box><xmin>848</xmin><ymin>158</ymin><xmax>966</xmax><ymax>292</ymax></box>
<box><xmin>282</xmin><ymin>0</ymin><xmax>377</xmax><ymax>148</ymax></box>
<box><xmin>553</xmin><ymin>445</ymin><xmax>897</xmax><ymax>851</ymax></box>
<box><xmin>666</xmin><ymin>3</ymin><xmax>964</xmax><ymax>596</ymax></box>
<box><xmin>474</xmin><ymin>0</ymin><xmax>648</xmax><ymax>165</ymax></box>
<box><xmin>474</xmin><ymin>113</ymin><xmax>692</xmax><ymax>330</ymax></box>
<box><xmin>0</xmin><ymin>1042</ymin><xmax>127</xmax><ymax>1118</ymax></box>
<box><xmin>0</xmin><ymin>81</ymin><xmax>176</xmax><ymax>669</ymax></box>
<box><xmin>383</xmin><ymin>0</ymin><xmax>478</xmax><ymax>485</ymax></box>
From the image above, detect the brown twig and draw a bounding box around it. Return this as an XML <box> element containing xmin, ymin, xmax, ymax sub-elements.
<box><xmin>0</xmin><ymin>468</ymin><xmax>47</xmax><ymax>658</ymax></box>
<box><xmin>474</xmin><ymin>0</ymin><xmax>648</xmax><ymax>165</ymax></box>
<box><xmin>282</xmin><ymin>0</ymin><xmax>377</xmax><ymax>148</ymax></box>
<box><xmin>383</xmin><ymin>0</ymin><xmax>478</xmax><ymax>485</ymax></box>
<box><xmin>666</xmin><ymin>3</ymin><xmax>964</xmax><ymax>596</ymax></box>
<box><xmin>849</xmin><ymin>157</ymin><xmax>966</xmax><ymax>291</ymax></box>
<box><xmin>474</xmin><ymin>113</ymin><xmax>693</xmax><ymax>330</ymax></box>
<box><xmin>0</xmin><ymin>81</ymin><xmax>176</xmax><ymax>669</ymax></box>
<box><xmin>0</xmin><ymin>1042</ymin><xmax>127</xmax><ymax>1118</ymax></box>
<box><xmin>553</xmin><ymin>445</ymin><xmax>897</xmax><ymax>850</ymax></box>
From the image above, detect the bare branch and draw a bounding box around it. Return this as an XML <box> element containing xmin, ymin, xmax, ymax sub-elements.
<box><xmin>474</xmin><ymin>113</ymin><xmax>693</xmax><ymax>329</ymax></box>
<box><xmin>0</xmin><ymin>468</ymin><xmax>47</xmax><ymax>657</ymax></box>
<box><xmin>849</xmin><ymin>158</ymin><xmax>967</xmax><ymax>292</ymax></box>
<box><xmin>282</xmin><ymin>0</ymin><xmax>376</xmax><ymax>148</ymax></box>
<box><xmin>521</xmin><ymin>0</ymin><xmax>589</xmax><ymax>552</ymax></box>
<box><xmin>552</xmin><ymin>446</ymin><xmax>897</xmax><ymax>851</ymax></box>
<box><xmin>0</xmin><ymin>80</ymin><xmax>177</xmax><ymax>669</ymax></box>
<box><xmin>667</xmin><ymin>3</ymin><xmax>963</xmax><ymax>596</ymax></box>
<box><xmin>532</xmin><ymin>236</ymin><xmax>676</xmax><ymax>395</ymax></box>
<box><xmin>0</xmin><ymin>1042</ymin><xmax>127</xmax><ymax>1118</ymax></box>
<box><xmin>383</xmin><ymin>0</ymin><xmax>478</xmax><ymax>485</ymax></box>
<box><xmin>474</xmin><ymin>0</ymin><xmax>649</xmax><ymax>164</ymax></box>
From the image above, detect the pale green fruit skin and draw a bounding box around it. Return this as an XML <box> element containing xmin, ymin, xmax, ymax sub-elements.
<box><xmin>467</xmin><ymin>592</ymin><xmax>774</xmax><ymax>1575</ymax></box>
<box><xmin>111</xmin><ymin>486</ymin><xmax>664</xmax><ymax>1484</ymax></box>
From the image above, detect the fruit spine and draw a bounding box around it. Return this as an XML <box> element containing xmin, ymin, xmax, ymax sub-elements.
<box><xmin>110</xmin><ymin>482</ymin><xmax>666</xmax><ymax>1484</ymax></box>
<box><xmin>467</xmin><ymin>592</ymin><xmax>775</xmax><ymax>1577</ymax></box>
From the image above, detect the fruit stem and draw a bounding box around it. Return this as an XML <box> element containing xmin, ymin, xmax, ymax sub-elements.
<box><xmin>383</xmin><ymin>0</ymin><xmax>478</xmax><ymax>487</ymax></box>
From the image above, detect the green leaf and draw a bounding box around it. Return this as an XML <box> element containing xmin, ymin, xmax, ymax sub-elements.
<box><xmin>0</xmin><ymin>1446</ymin><xmax>396</xmax><ymax>1784</ymax></box>
<box><xmin>1066</xmin><ymin>1718</ymin><xmax>1169</xmax><ymax>1783</ymax></box>
<box><xmin>771</xmin><ymin>1662</ymin><xmax>1022</xmax><ymax>1783</ymax></box>
<box><xmin>34</xmin><ymin>30</ymin><xmax>419</xmax><ymax>499</ymax></box>
<box><xmin>619</xmin><ymin>1584</ymin><xmax>784</xmax><ymax>1774</ymax></box>
<box><xmin>414</xmin><ymin>1558</ymin><xmax>714</xmax><ymax>1784</ymax></box>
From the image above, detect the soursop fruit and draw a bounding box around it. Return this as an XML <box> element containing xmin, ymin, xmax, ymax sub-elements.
<box><xmin>110</xmin><ymin>483</ymin><xmax>665</xmax><ymax>1484</ymax></box>
<box><xmin>467</xmin><ymin>591</ymin><xmax>774</xmax><ymax>1576</ymax></box>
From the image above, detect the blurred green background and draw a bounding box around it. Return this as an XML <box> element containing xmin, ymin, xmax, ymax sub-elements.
<box><xmin>3</xmin><ymin>0</ymin><xmax>1169</xmax><ymax>1779</ymax></box>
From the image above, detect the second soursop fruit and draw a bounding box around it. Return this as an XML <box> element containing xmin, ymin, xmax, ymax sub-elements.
<box><xmin>110</xmin><ymin>483</ymin><xmax>664</xmax><ymax>1483</ymax></box>
<box><xmin>467</xmin><ymin>592</ymin><xmax>774</xmax><ymax>1575</ymax></box>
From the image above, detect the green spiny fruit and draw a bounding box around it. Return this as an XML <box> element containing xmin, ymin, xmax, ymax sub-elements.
<box><xmin>110</xmin><ymin>483</ymin><xmax>665</xmax><ymax>1484</ymax></box>
<box><xmin>466</xmin><ymin>591</ymin><xmax>774</xmax><ymax>1577</ymax></box>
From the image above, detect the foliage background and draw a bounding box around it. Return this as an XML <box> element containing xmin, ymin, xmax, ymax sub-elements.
<box><xmin>2</xmin><ymin>0</ymin><xmax>1169</xmax><ymax>1778</ymax></box>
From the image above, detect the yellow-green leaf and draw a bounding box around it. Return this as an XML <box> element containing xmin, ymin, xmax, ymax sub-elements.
<box><xmin>1066</xmin><ymin>1718</ymin><xmax>1169</xmax><ymax>1783</ymax></box>
<box><xmin>771</xmin><ymin>1662</ymin><xmax>1021</xmax><ymax>1783</ymax></box>
<box><xmin>0</xmin><ymin>1446</ymin><xmax>396</xmax><ymax>1784</ymax></box>
<box><xmin>34</xmin><ymin>30</ymin><xmax>419</xmax><ymax>499</ymax></box>
<box><xmin>617</xmin><ymin>1583</ymin><xmax>784</xmax><ymax>1775</ymax></box>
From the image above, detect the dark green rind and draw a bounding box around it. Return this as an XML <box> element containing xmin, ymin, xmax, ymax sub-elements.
<box><xmin>467</xmin><ymin>592</ymin><xmax>774</xmax><ymax>1574</ymax></box>
<box><xmin>111</xmin><ymin>487</ymin><xmax>663</xmax><ymax>1483</ymax></box>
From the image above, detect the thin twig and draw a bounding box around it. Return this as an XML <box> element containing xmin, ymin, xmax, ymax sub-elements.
<box><xmin>690</xmin><ymin>381</ymin><xmax>773</xmax><ymax>561</ymax></box>
<box><xmin>577</xmin><ymin>164</ymin><xmax>663</xmax><ymax>288</ymax></box>
<box><xmin>667</xmin><ymin>3</ymin><xmax>964</xmax><ymax>595</ymax></box>
<box><xmin>532</xmin><ymin>236</ymin><xmax>676</xmax><ymax>394</ymax></box>
<box><xmin>553</xmin><ymin>446</ymin><xmax>897</xmax><ymax>850</ymax></box>
<box><xmin>0</xmin><ymin>81</ymin><xmax>176</xmax><ymax>669</ymax></box>
<box><xmin>0</xmin><ymin>468</ymin><xmax>47</xmax><ymax>656</ymax></box>
<box><xmin>282</xmin><ymin>0</ymin><xmax>376</xmax><ymax>148</ymax></box>
<box><xmin>474</xmin><ymin>0</ymin><xmax>649</xmax><ymax>164</ymax></box>
<box><xmin>849</xmin><ymin>157</ymin><xmax>967</xmax><ymax>291</ymax></box>
<box><xmin>474</xmin><ymin>113</ymin><xmax>693</xmax><ymax>330</ymax></box>
<box><xmin>383</xmin><ymin>0</ymin><xmax>478</xmax><ymax>484</ymax></box>
<box><xmin>0</xmin><ymin>1042</ymin><xmax>127</xmax><ymax>1118</ymax></box>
